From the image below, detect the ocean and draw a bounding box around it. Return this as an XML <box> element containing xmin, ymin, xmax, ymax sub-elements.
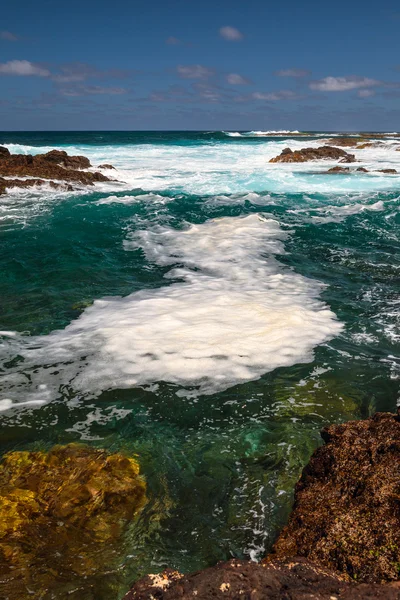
<box><xmin>0</xmin><ymin>130</ymin><xmax>399</xmax><ymax>597</ymax></box>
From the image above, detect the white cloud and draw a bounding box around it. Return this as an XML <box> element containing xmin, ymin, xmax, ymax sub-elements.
<box><xmin>252</xmin><ymin>90</ymin><xmax>296</xmax><ymax>101</ymax></box>
<box><xmin>219</xmin><ymin>26</ymin><xmax>243</xmax><ymax>41</ymax></box>
<box><xmin>60</xmin><ymin>85</ymin><xmax>127</xmax><ymax>96</ymax></box>
<box><xmin>310</xmin><ymin>76</ymin><xmax>380</xmax><ymax>92</ymax></box>
<box><xmin>275</xmin><ymin>68</ymin><xmax>310</xmax><ymax>77</ymax></box>
<box><xmin>226</xmin><ymin>73</ymin><xmax>250</xmax><ymax>85</ymax></box>
<box><xmin>358</xmin><ymin>89</ymin><xmax>375</xmax><ymax>98</ymax></box>
<box><xmin>0</xmin><ymin>31</ymin><xmax>18</xmax><ymax>41</ymax></box>
<box><xmin>166</xmin><ymin>36</ymin><xmax>181</xmax><ymax>45</ymax></box>
<box><xmin>0</xmin><ymin>59</ymin><xmax>50</xmax><ymax>77</ymax></box>
<box><xmin>177</xmin><ymin>64</ymin><xmax>214</xmax><ymax>79</ymax></box>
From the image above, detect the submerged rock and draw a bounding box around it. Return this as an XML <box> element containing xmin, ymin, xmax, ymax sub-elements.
<box><xmin>377</xmin><ymin>168</ymin><xmax>397</xmax><ymax>174</ymax></box>
<box><xmin>98</xmin><ymin>163</ymin><xmax>116</xmax><ymax>169</ymax></box>
<box><xmin>272</xmin><ymin>412</ymin><xmax>400</xmax><ymax>583</ymax></box>
<box><xmin>356</xmin><ymin>167</ymin><xmax>369</xmax><ymax>172</ymax></box>
<box><xmin>269</xmin><ymin>146</ymin><xmax>356</xmax><ymax>163</ymax></box>
<box><xmin>0</xmin><ymin>148</ymin><xmax>111</xmax><ymax>193</ymax></box>
<box><xmin>0</xmin><ymin>443</ymin><xmax>147</xmax><ymax>598</ymax></box>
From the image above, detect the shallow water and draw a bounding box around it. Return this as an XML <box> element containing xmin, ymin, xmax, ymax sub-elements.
<box><xmin>0</xmin><ymin>131</ymin><xmax>399</xmax><ymax>598</ymax></box>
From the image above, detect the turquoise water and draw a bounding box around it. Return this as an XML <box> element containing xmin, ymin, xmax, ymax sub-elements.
<box><xmin>0</xmin><ymin>131</ymin><xmax>399</xmax><ymax>598</ymax></box>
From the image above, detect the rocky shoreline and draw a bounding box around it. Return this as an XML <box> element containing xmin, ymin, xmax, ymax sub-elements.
<box><xmin>0</xmin><ymin>147</ymin><xmax>114</xmax><ymax>194</ymax></box>
<box><xmin>124</xmin><ymin>412</ymin><xmax>400</xmax><ymax>599</ymax></box>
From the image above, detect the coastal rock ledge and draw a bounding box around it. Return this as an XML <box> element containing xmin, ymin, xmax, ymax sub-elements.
<box><xmin>269</xmin><ymin>146</ymin><xmax>356</xmax><ymax>163</ymax></box>
<box><xmin>0</xmin><ymin>147</ymin><xmax>113</xmax><ymax>194</ymax></box>
<box><xmin>124</xmin><ymin>413</ymin><xmax>400</xmax><ymax>599</ymax></box>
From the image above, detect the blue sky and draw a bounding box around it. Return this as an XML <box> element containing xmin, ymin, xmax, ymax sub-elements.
<box><xmin>1</xmin><ymin>0</ymin><xmax>400</xmax><ymax>130</ymax></box>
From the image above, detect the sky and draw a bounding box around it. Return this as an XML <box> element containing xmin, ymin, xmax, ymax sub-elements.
<box><xmin>1</xmin><ymin>0</ymin><xmax>400</xmax><ymax>131</ymax></box>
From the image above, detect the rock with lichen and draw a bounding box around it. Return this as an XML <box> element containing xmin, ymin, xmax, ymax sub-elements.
<box><xmin>271</xmin><ymin>412</ymin><xmax>400</xmax><ymax>583</ymax></box>
<box><xmin>123</xmin><ymin>557</ymin><xmax>400</xmax><ymax>599</ymax></box>
<box><xmin>0</xmin><ymin>443</ymin><xmax>147</xmax><ymax>598</ymax></box>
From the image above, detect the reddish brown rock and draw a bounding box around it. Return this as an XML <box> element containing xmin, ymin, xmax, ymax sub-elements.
<box><xmin>269</xmin><ymin>146</ymin><xmax>356</xmax><ymax>163</ymax></box>
<box><xmin>327</xmin><ymin>166</ymin><xmax>350</xmax><ymax>173</ymax></box>
<box><xmin>98</xmin><ymin>163</ymin><xmax>115</xmax><ymax>169</ymax></box>
<box><xmin>0</xmin><ymin>149</ymin><xmax>111</xmax><ymax>189</ymax></box>
<box><xmin>356</xmin><ymin>167</ymin><xmax>369</xmax><ymax>172</ymax></box>
<box><xmin>271</xmin><ymin>413</ymin><xmax>400</xmax><ymax>584</ymax></box>
<box><xmin>0</xmin><ymin>176</ymin><xmax>73</xmax><ymax>194</ymax></box>
<box><xmin>40</xmin><ymin>149</ymin><xmax>91</xmax><ymax>169</ymax></box>
<box><xmin>124</xmin><ymin>558</ymin><xmax>400</xmax><ymax>599</ymax></box>
<box><xmin>327</xmin><ymin>137</ymin><xmax>364</xmax><ymax>147</ymax></box>
<box><xmin>377</xmin><ymin>168</ymin><xmax>397</xmax><ymax>174</ymax></box>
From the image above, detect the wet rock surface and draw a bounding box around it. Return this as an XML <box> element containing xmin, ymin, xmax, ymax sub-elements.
<box><xmin>327</xmin><ymin>166</ymin><xmax>351</xmax><ymax>173</ymax></box>
<box><xmin>269</xmin><ymin>146</ymin><xmax>356</xmax><ymax>163</ymax></box>
<box><xmin>0</xmin><ymin>147</ymin><xmax>112</xmax><ymax>193</ymax></box>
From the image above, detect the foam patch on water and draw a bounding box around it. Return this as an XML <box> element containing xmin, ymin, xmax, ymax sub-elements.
<box><xmin>0</xmin><ymin>214</ymin><xmax>343</xmax><ymax>405</ymax></box>
<box><xmin>94</xmin><ymin>193</ymin><xmax>167</xmax><ymax>205</ymax></box>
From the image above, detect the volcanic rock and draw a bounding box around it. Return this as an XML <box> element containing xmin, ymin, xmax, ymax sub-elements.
<box><xmin>0</xmin><ymin>146</ymin><xmax>11</xmax><ymax>158</ymax></box>
<box><xmin>123</xmin><ymin>558</ymin><xmax>400</xmax><ymax>599</ymax></box>
<box><xmin>269</xmin><ymin>146</ymin><xmax>356</xmax><ymax>163</ymax></box>
<box><xmin>377</xmin><ymin>168</ymin><xmax>397</xmax><ymax>174</ymax></box>
<box><xmin>271</xmin><ymin>412</ymin><xmax>400</xmax><ymax>583</ymax></box>
<box><xmin>98</xmin><ymin>163</ymin><xmax>116</xmax><ymax>169</ymax></box>
<box><xmin>327</xmin><ymin>166</ymin><xmax>350</xmax><ymax>173</ymax></box>
<box><xmin>0</xmin><ymin>148</ymin><xmax>111</xmax><ymax>189</ymax></box>
<box><xmin>356</xmin><ymin>167</ymin><xmax>369</xmax><ymax>172</ymax></box>
<box><xmin>0</xmin><ymin>176</ymin><xmax>74</xmax><ymax>194</ymax></box>
<box><xmin>327</xmin><ymin>137</ymin><xmax>364</xmax><ymax>147</ymax></box>
<box><xmin>40</xmin><ymin>149</ymin><xmax>91</xmax><ymax>169</ymax></box>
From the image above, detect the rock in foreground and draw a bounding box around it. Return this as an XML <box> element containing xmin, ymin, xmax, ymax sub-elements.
<box><xmin>124</xmin><ymin>558</ymin><xmax>400</xmax><ymax>599</ymax></box>
<box><xmin>123</xmin><ymin>413</ymin><xmax>400</xmax><ymax>598</ymax></box>
<box><xmin>272</xmin><ymin>412</ymin><xmax>400</xmax><ymax>583</ymax></box>
<box><xmin>269</xmin><ymin>146</ymin><xmax>356</xmax><ymax>163</ymax></box>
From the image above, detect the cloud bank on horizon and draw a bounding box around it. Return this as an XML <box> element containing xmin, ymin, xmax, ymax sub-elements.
<box><xmin>0</xmin><ymin>0</ymin><xmax>399</xmax><ymax>130</ymax></box>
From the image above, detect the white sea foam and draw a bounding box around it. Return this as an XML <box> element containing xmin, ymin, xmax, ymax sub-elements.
<box><xmin>94</xmin><ymin>193</ymin><xmax>167</xmax><ymax>205</ymax></box>
<box><xmin>0</xmin><ymin>214</ymin><xmax>342</xmax><ymax>405</ymax></box>
<box><xmin>224</xmin><ymin>130</ymin><xmax>301</xmax><ymax>137</ymax></box>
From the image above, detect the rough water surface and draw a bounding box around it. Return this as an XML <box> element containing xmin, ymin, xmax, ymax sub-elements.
<box><xmin>0</xmin><ymin>131</ymin><xmax>399</xmax><ymax>599</ymax></box>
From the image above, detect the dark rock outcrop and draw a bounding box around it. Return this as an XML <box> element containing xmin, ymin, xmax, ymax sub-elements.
<box><xmin>377</xmin><ymin>168</ymin><xmax>397</xmax><ymax>174</ymax></box>
<box><xmin>356</xmin><ymin>167</ymin><xmax>369</xmax><ymax>172</ymax></box>
<box><xmin>327</xmin><ymin>166</ymin><xmax>350</xmax><ymax>173</ymax></box>
<box><xmin>0</xmin><ymin>176</ymin><xmax>73</xmax><ymax>194</ymax></box>
<box><xmin>98</xmin><ymin>163</ymin><xmax>116</xmax><ymax>169</ymax></box>
<box><xmin>271</xmin><ymin>413</ymin><xmax>400</xmax><ymax>583</ymax></box>
<box><xmin>327</xmin><ymin>137</ymin><xmax>364</xmax><ymax>147</ymax></box>
<box><xmin>0</xmin><ymin>146</ymin><xmax>11</xmax><ymax>158</ymax></box>
<box><xmin>269</xmin><ymin>146</ymin><xmax>356</xmax><ymax>163</ymax></box>
<box><xmin>0</xmin><ymin>148</ymin><xmax>111</xmax><ymax>194</ymax></box>
<box><xmin>124</xmin><ymin>558</ymin><xmax>400</xmax><ymax>599</ymax></box>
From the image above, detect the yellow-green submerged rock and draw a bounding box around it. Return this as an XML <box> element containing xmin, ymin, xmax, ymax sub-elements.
<box><xmin>0</xmin><ymin>443</ymin><xmax>147</xmax><ymax>598</ymax></box>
